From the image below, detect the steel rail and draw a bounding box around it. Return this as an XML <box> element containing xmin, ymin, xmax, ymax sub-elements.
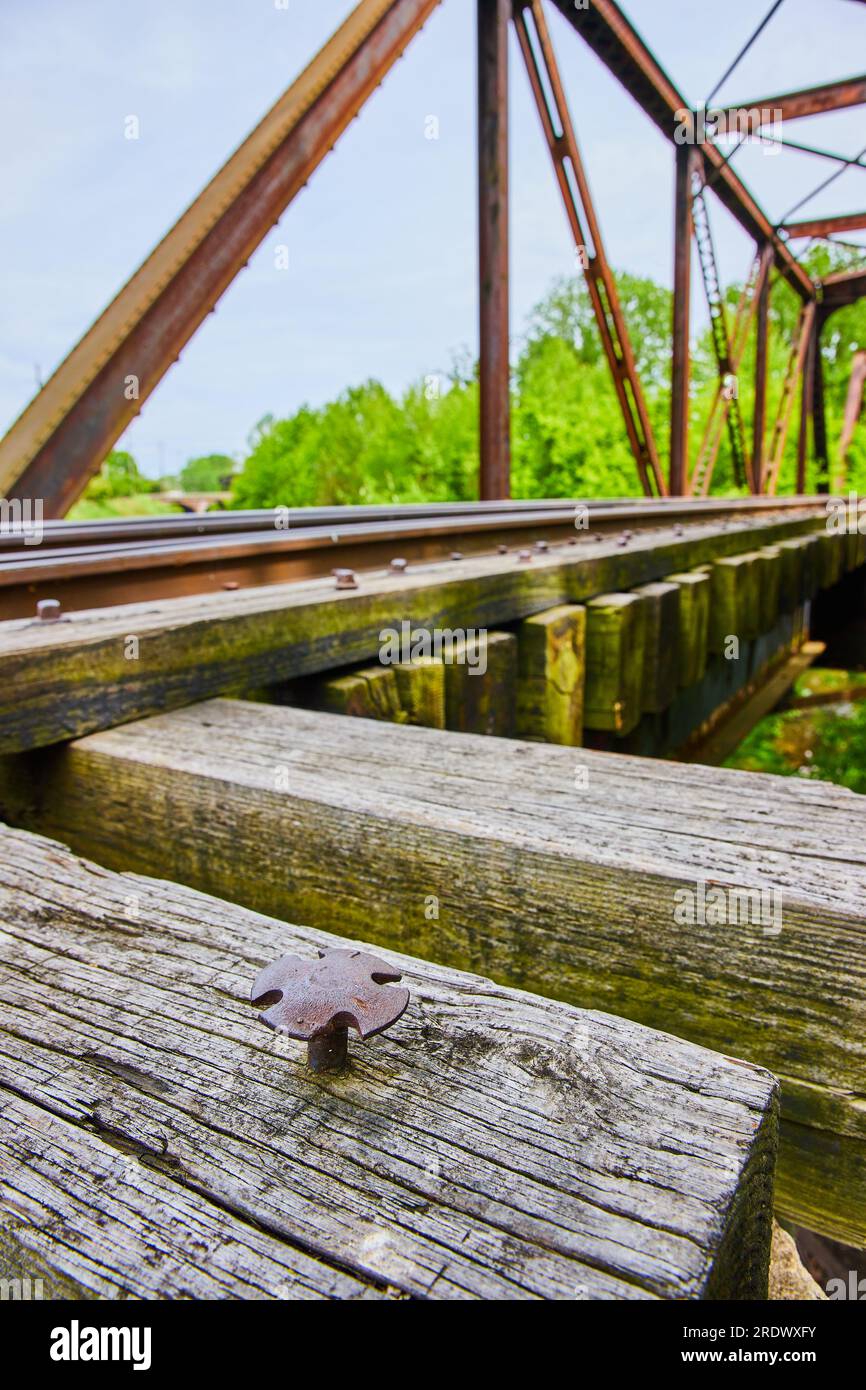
<box><xmin>0</xmin><ymin>496</ymin><xmax>830</xmax><ymax>620</ymax></box>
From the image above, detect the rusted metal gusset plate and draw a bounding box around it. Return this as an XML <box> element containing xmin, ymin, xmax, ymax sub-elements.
<box><xmin>1</xmin><ymin>0</ymin><xmax>442</xmax><ymax>517</ymax></box>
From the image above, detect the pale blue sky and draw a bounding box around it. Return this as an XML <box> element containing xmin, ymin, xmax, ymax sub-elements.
<box><xmin>2</xmin><ymin>0</ymin><xmax>865</xmax><ymax>477</ymax></box>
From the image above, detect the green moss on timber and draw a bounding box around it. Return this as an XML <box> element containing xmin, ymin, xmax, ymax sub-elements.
<box><xmin>583</xmin><ymin>593</ymin><xmax>646</xmax><ymax>734</ymax></box>
<box><xmin>394</xmin><ymin>659</ymin><xmax>446</xmax><ymax>729</ymax></box>
<box><xmin>321</xmin><ymin>667</ymin><xmax>407</xmax><ymax>722</ymax></box>
<box><xmin>664</xmin><ymin>570</ymin><xmax>710</xmax><ymax>686</ymax></box>
<box><xmin>516</xmin><ymin>605</ymin><xmax>586</xmax><ymax>745</ymax></box>
<box><xmin>632</xmin><ymin>581</ymin><xmax>679</xmax><ymax>715</ymax></box>
<box><xmin>443</xmin><ymin>631</ymin><xmax>517</xmax><ymax>736</ymax></box>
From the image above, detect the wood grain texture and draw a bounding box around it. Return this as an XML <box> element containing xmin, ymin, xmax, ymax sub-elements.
<box><xmin>516</xmin><ymin>605</ymin><xmax>585</xmax><ymax>745</ymax></box>
<box><xmin>8</xmin><ymin>698</ymin><xmax>864</xmax><ymax>1243</ymax></box>
<box><xmin>584</xmin><ymin>594</ymin><xmax>646</xmax><ymax>735</ymax></box>
<box><xmin>0</xmin><ymin>514</ymin><xmax>824</xmax><ymax>753</ymax></box>
<box><xmin>0</xmin><ymin>824</ymin><xmax>778</xmax><ymax>1300</ymax></box>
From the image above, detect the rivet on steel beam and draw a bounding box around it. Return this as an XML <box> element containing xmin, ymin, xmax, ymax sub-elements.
<box><xmin>333</xmin><ymin>568</ymin><xmax>358</xmax><ymax>590</ymax></box>
<box><xmin>389</xmin><ymin>557</ymin><xmax>408</xmax><ymax>574</ymax></box>
<box><xmin>250</xmin><ymin>948</ymin><xmax>409</xmax><ymax>1073</ymax></box>
<box><xmin>36</xmin><ymin>599</ymin><xmax>62</xmax><ymax>622</ymax></box>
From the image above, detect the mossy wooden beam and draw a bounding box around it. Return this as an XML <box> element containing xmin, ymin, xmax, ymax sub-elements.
<box><xmin>0</xmin><ymin>822</ymin><xmax>779</xmax><ymax>1300</ymax></box>
<box><xmin>583</xmin><ymin>594</ymin><xmax>646</xmax><ymax>735</ymax></box>
<box><xmin>631</xmin><ymin>582</ymin><xmax>679</xmax><ymax>714</ymax></box>
<box><xmin>0</xmin><ymin>513</ymin><xmax>824</xmax><ymax>753</ymax></box>
<box><xmin>516</xmin><ymin>605</ymin><xmax>586</xmax><ymax>745</ymax></box>
<box><xmin>11</xmin><ymin>700</ymin><xmax>864</xmax><ymax>1244</ymax></box>
<box><xmin>394</xmin><ymin>658</ymin><xmax>446</xmax><ymax>729</ymax></box>
<box><xmin>815</xmin><ymin>531</ymin><xmax>845</xmax><ymax>589</ymax></box>
<box><xmin>443</xmin><ymin>632</ymin><xmax>516</xmax><ymax>737</ymax></box>
<box><xmin>317</xmin><ymin>666</ymin><xmax>408</xmax><ymax>722</ymax></box>
<box><xmin>664</xmin><ymin>570</ymin><xmax>710</xmax><ymax>686</ymax></box>
<box><xmin>753</xmin><ymin>547</ymin><xmax>782</xmax><ymax>634</ymax></box>
<box><xmin>705</xmin><ymin>555</ymin><xmax>754</xmax><ymax>657</ymax></box>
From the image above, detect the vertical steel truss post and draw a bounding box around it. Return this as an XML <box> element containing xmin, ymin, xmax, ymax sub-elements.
<box><xmin>513</xmin><ymin>0</ymin><xmax>665</xmax><ymax>497</ymax></box>
<box><xmin>670</xmin><ymin>143</ymin><xmax>694</xmax><ymax>497</ymax></box>
<box><xmin>812</xmin><ymin>312</ymin><xmax>830</xmax><ymax>494</ymax></box>
<box><xmin>797</xmin><ymin>313</ymin><xmax>816</xmax><ymax>494</ymax></box>
<box><xmin>752</xmin><ymin>243</ymin><xmax>773</xmax><ymax>493</ymax></box>
<box><xmin>478</xmin><ymin>0</ymin><xmax>511</xmax><ymax>500</ymax></box>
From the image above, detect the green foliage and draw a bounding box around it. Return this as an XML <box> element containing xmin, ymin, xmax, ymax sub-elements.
<box><xmin>68</xmin><ymin>494</ymin><xmax>181</xmax><ymax>520</ymax></box>
<box><xmin>726</xmin><ymin>676</ymin><xmax>866</xmax><ymax>795</ymax></box>
<box><xmin>83</xmin><ymin>451</ymin><xmax>157</xmax><ymax>501</ymax></box>
<box><xmin>179</xmin><ymin>454</ymin><xmax>236</xmax><ymax>492</ymax></box>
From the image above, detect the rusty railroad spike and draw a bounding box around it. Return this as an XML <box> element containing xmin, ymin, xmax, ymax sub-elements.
<box><xmin>250</xmin><ymin>947</ymin><xmax>409</xmax><ymax>1072</ymax></box>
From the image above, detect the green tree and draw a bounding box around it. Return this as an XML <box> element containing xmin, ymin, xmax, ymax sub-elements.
<box><xmin>84</xmin><ymin>450</ymin><xmax>156</xmax><ymax>500</ymax></box>
<box><xmin>179</xmin><ymin>454</ymin><xmax>236</xmax><ymax>492</ymax></box>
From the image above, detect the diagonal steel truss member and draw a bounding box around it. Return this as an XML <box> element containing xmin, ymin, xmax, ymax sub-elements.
<box><xmin>1</xmin><ymin>0</ymin><xmax>442</xmax><ymax>517</ymax></box>
<box><xmin>689</xmin><ymin>250</ymin><xmax>770</xmax><ymax>497</ymax></box>
<box><xmin>765</xmin><ymin>300</ymin><xmax>816</xmax><ymax>495</ymax></box>
<box><xmin>513</xmin><ymin>1</ymin><xmax>665</xmax><ymax>496</ymax></box>
<box><xmin>689</xmin><ymin>164</ymin><xmax>750</xmax><ymax>490</ymax></box>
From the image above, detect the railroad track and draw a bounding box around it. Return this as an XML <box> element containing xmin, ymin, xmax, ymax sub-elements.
<box><xmin>0</xmin><ymin>495</ymin><xmax>830</xmax><ymax>617</ymax></box>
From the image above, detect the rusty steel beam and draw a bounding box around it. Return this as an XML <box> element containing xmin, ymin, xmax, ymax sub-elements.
<box><xmin>714</xmin><ymin>75</ymin><xmax>866</xmax><ymax>125</ymax></box>
<box><xmin>838</xmin><ymin>348</ymin><xmax>866</xmax><ymax>486</ymax></box>
<box><xmin>752</xmin><ymin>246</ymin><xmax>773</xmax><ymax>493</ymax></box>
<box><xmin>513</xmin><ymin>0</ymin><xmax>664</xmax><ymax>496</ymax></box>
<box><xmin>766</xmin><ymin>300</ymin><xmax>815</xmax><ymax>496</ymax></box>
<box><xmin>821</xmin><ymin>267</ymin><xmax>866</xmax><ymax>312</ymax></box>
<box><xmin>478</xmin><ymin>0</ymin><xmax>511</xmax><ymax>501</ymax></box>
<box><xmin>797</xmin><ymin>314</ymin><xmax>816</xmax><ymax>494</ymax></box>
<box><xmin>690</xmin><ymin>250</ymin><xmax>770</xmax><ymax>498</ymax></box>
<box><xmin>813</xmin><ymin>317</ymin><xmax>830</xmax><ymax>494</ymax></box>
<box><xmin>2</xmin><ymin>0</ymin><xmax>442</xmax><ymax>517</ymax></box>
<box><xmin>670</xmin><ymin>144</ymin><xmax>694</xmax><ymax>497</ymax></box>
<box><xmin>547</xmin><ymin>0</ymin><xmax>814</xmax><ymax>302</ymax></box>
<box><xmin>782</xmin><ymin>211</ymin><xmax>866</xmax><ymax>239</ymax></box>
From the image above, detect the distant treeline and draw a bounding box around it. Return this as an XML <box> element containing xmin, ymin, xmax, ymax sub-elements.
<box><xmin>83</xmin><ymin>245</ymin><xmax>866</xmax><ymax>516</ymax></box>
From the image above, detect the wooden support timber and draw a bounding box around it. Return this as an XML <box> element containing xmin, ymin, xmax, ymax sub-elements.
<box><xmin>0</xmin><ymin>823</ymin><xmax>779</xmax><ymax>1300</ymax></box>
<box><xmin>0</xmin><ymin>513</ymin><xmax>825</xmax><ymax>755</ymax></box>
<box><xmin>516</xmin><ymin>605</ymin><xmax>586</xmax><ymax>745</ymax></box>
<box><xmin>6</xmin><ymin>701</ymin><xmax>863</xmax><ymax>1244</ymax></box>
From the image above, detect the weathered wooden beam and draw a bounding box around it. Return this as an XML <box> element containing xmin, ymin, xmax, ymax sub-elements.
<box><xmin>0</xmin><ymin>515</ymin><xmax>825</xmax><ymax>754</ymax></box>
<box><xmin>664</xmin><ymin>570</ymin><xmax>710</xmax><ymax>685</ymax></box>
<box><xmin>705</xmin><ymin>554</ymin><xmax>755</xmax><ymax>654</ymax></box>
<box><xmin>516</xmin><ymin>605</ymin><xmax>585</xmax><ymax>745</ymax></box>
<box><xmin>632</xmin><ymin>581</ymin><xmax>680</xmax><ymax>713</ymax></box>
<box><xmin>583</xmin><ymin>593</ymin><xmax>647</xmax><ymax>735</ymax></box>
<box><xmin>8</xmin><ymin>700</ymin><xmax>864</xmax><ymax>1243</ymax></box>
<box><xmin>394</xmin><ymin>658</ymin><xmax>446</xmax><ymax>729</ymax></box>
<box><xmin>753</xmin><ymin>547</ymin><xmax>782</xmax><ymax>633</ymax></box>
<box><xmin>443</xmin><ymin>632</ymin><xmax>516</xmax><ymax>736</ymax></box>
<box><xmin>317</xmin><ymin>665</ymin><xmax>409</xmax><ymax>723</ymax></box>
<box><xmin>0</xmin><ymin>822</ymin><xmax>778</xmax><ymax>1300</ymax></box>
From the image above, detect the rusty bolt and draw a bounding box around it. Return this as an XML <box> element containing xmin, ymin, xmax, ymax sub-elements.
<box><xmin>518</xmin><ymin>548</ymin><xmax>532</xmax><ymax>563</ymax></box>
<box><xmin>497</xmin><ymin>544</ymin><xmax>508</xmax><ymax>554</ymax></box>
<box><xmin>222</xmin><ymin>580</ymin><xmax>239</xmax><ymax>591</ymax></box>
<box><xmin>333</xmin><ymin>568</ymin><xmax>358</xmax><ymax>590</ymax></box>
<box><xmin>674</xmin><ymin>523</ymin><xmax>684</xmax><ymax>536</ymax></box>
<box><xmin>534</xmin><ymin>539</ymin><xmax>549</xmax><ymax>553</ymax></box>
<box><xmin>251</xmin><ymin>947</ymin><xmax>409</xmax><ymax>1072</ymax></box>
<box><xmin>449</xmin><ymin>550</ymin><xmax>463</xmax><ymax>562</ymax></box>
<box><xmin>389</xmin><ymin>557</ymin><xmax>408</xmax><ymax>574</ymax></box>
<box><xmin>36</xmin><ymin>599</ymin><xmax>61</xmax><ymax>622</ymax></box>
